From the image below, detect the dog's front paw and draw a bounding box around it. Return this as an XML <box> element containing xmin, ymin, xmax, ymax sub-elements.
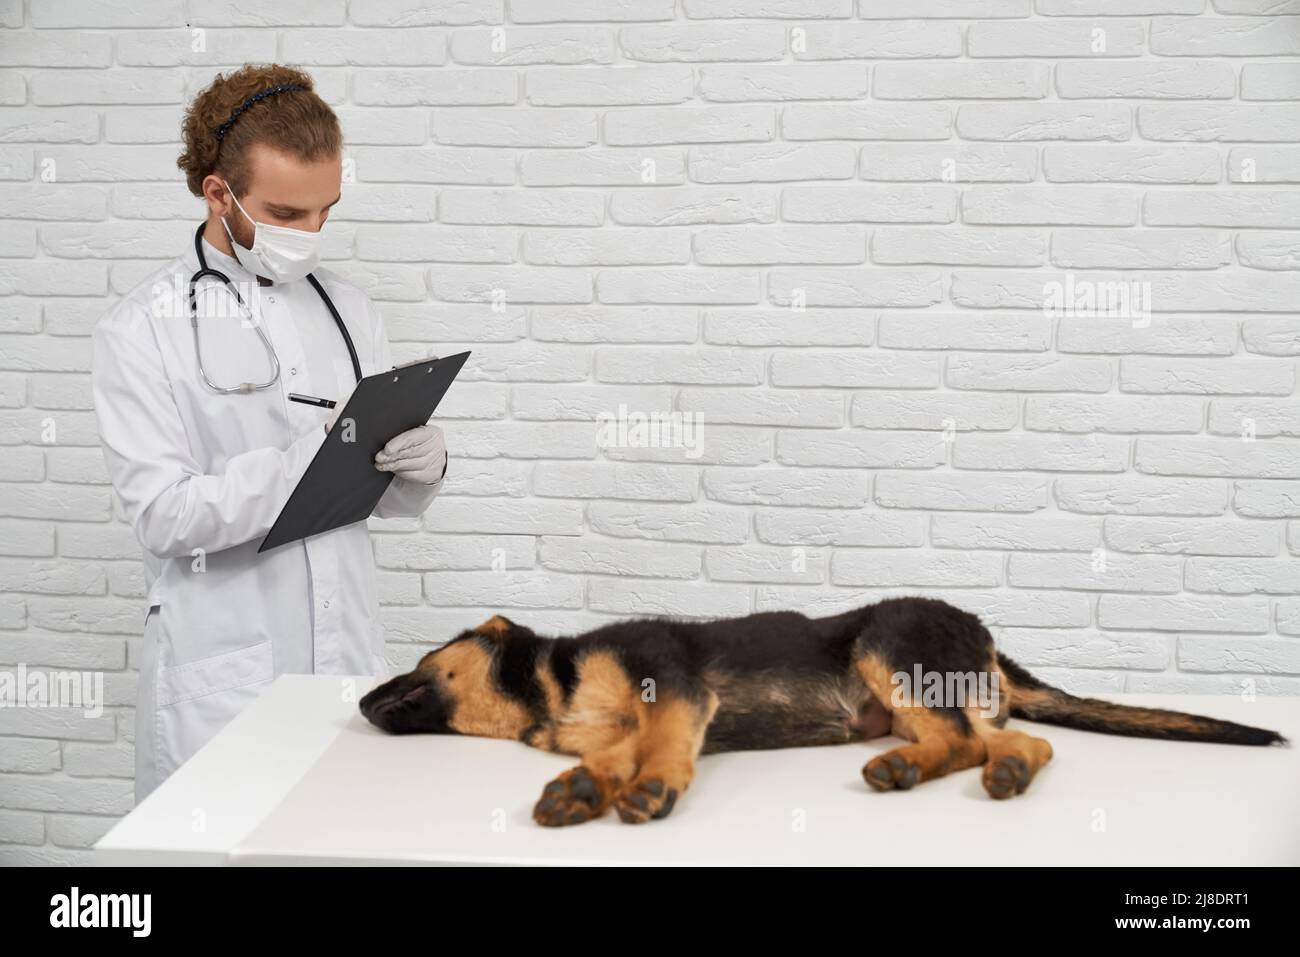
<box><xmin>614</xmin><ymin>777</ymin><xmax>679</xmax><ymax>824</ymax></box>
<box><xmin>533</xmin><ymin>766</ymin><xmax>610</xmax><ymax>827</ymax></box>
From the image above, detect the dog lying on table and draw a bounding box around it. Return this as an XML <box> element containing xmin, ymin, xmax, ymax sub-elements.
<box><xmin>359</xmin><ymin>597</ymin><xmax>1285</xmax><ymax>827</ymax></box>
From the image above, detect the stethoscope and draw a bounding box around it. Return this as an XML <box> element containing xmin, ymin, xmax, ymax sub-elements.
<box><xmin>186</xmin><ymin>222</ymin><xmax>363</xmax><ymax>394</ymax></box>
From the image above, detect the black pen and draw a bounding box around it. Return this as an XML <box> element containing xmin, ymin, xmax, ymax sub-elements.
<box><xmin>289</xmin><ymin>392</ymin><xmax>336</xmax><ymax>410</ymax></box>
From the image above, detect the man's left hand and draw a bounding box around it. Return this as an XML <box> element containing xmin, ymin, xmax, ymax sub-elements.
<box><xmin>375</xmin><ymin>424</ymin><xmax>447</xmax><ymax>485</ymax></box>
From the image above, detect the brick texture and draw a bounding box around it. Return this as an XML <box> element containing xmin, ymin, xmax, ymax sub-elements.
<box><xmin>2</xmin><ymin>0</ymin><xmax>1300</xmax><ymax>863</ymax></box>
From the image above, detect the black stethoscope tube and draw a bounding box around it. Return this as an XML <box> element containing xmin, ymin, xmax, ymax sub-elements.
<box><xmin>188</xmin><ymin>222</ymin><xmax>364</xmax><ymax>390</ymax></box>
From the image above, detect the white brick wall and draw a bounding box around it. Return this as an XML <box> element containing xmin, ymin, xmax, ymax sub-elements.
<box><xmin>2</xmin><ymin>0</ymin><xmax>1299</xmax><ymax>862</ymax></box>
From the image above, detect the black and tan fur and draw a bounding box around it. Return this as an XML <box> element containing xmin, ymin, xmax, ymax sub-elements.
<box><xmin>359</xmin><ymin>597</ymin><xmax>1287</xmax><ymax>826</ymax></box>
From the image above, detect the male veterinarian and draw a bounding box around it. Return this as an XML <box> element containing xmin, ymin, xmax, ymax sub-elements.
<box><xmin>91</xmin><ymin>65</ymin><xmax>448</xmax><ymax>803</ymax></box>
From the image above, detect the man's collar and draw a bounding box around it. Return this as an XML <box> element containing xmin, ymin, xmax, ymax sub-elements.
<box><xmin>196</xmin><ymin>229</ymin><xmax>273</xmax><ymax>286</ymax></box>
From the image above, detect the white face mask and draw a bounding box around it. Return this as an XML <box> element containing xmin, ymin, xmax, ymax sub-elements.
<box><xmin>221</xmin><ymin>183</ymin><xmax>324</xmax><ymax>284</ymax></box>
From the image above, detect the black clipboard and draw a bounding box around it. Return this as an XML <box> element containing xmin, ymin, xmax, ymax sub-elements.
<box><xmin>259</xmin><ymin>350</ymin><xmax>471</xmax><ymax>553</ymax></box>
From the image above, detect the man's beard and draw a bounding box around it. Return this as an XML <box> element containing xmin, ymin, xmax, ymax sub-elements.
<box><xmin>226</xmin><ymin>208</ymin><xmax>256</xmax><ymax>252</ymax></box>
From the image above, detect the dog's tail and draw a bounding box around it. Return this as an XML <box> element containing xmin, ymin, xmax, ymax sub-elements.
<box><xmin>996</xmin><ymin>652</ymin><xmax>1287</xmax><ymax>746</ymax></box>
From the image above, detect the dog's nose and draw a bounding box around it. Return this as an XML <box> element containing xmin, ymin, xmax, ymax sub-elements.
<box><xmin>360</xmin><ymin>678</ymin><xmax>431</xmax><ymax>729</ymax></box>
<box><xmin>359</xmin><ymin>682</ymin><xmax>387</xmax><ymax>719</ymax></box>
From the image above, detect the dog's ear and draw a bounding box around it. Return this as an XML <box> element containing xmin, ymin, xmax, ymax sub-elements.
<box><xmin>474</xmin><ymin>614</ymin><xmax>515</xmax><ymax>637</ymax></box>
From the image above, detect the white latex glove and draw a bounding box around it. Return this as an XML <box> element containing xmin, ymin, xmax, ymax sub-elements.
<box><xmin>375</xmin><ymin>424</ymin><xmax>448</xmax><ymax>485</ymax></box>
<box><xmin>321</xmin><ymin>373</ymin><xmax>447</xmax><ymax>484</ymax></box>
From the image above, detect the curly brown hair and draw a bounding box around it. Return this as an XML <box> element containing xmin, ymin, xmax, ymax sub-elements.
<box><xmin>177</xmin><ymin>64</ymin><xmax>342</xmax><ymax>197</ymax></box>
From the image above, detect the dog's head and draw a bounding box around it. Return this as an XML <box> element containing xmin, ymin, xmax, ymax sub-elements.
<box><xmin>359</xmin><ymin>614</ymin><xmax>539</xmax><ymax>738</ymax></box>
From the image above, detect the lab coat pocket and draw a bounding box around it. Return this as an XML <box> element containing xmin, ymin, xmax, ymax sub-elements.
<box><xmin>154</xmin><ymin>636</ymin><xmax>275</xmax><ymax>778</ymax></box>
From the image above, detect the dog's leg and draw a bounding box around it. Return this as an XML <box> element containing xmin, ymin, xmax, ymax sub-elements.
<box><xmin>971</xmin><ymin>719</ymin><xmax>1054</xmax><ymax>799</ymax></box>
<box><xmin>863</xmin><ymin>706</ymin><xmax>987</xmax><ymax>791</ymax></box>
<box><xmin>534</xmin><ymin>650</ymin><xmax>643</xmax><ymax>827</ymax></box>
<box><xmin>614</xmin><ymin>691</ymin><xmax>718</xmax><ymax>824</ymax></box>
<box><xmin>533</xmin><ymin>734</ymin><xmax>639</xmax><ymax>827</ymax></box>
<box><xmin>855</xmin><ymin>652</ymin><xmax>987</xmax><ymax>791</ymax></box>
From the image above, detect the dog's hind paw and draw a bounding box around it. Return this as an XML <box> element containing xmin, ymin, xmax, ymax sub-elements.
<box><xmin>614</xmin><ymin>777</ymin><xmax>679</xmax><ymax>824</ymax></box>
<box><xmin>982</xmin><ymin>755</ymin><xmax>1031</xmax><ymax>800</ymax></box>
<box><xmin>863</xmin><ymin>751</ymin><xmax>920</xmax><ymax>792</ymax></box>
<box><xmin>533</xmin><ymin>766</ymin><xmax>610</xmax><ymax>826</ymax></box>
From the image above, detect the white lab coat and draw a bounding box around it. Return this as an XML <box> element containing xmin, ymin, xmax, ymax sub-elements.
<box><xmin>91</xmin><ymin>233</ymin><xmax>444</xmax><ymax>804</ymax></box>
